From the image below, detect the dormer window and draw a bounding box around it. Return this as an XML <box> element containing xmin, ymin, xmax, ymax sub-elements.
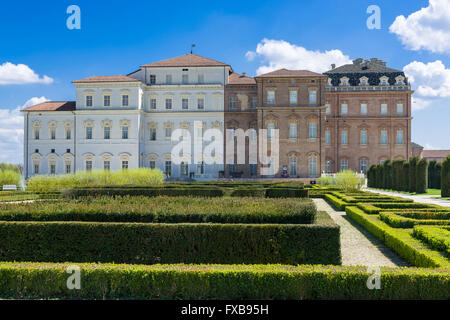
<box><xmin>395</xmin><ymin>75</ymin><xmax>405</xmax><ymax>85</ymax></box>
<box><xmin>327</xmin><ymin>78</ymin><xmax>332</xmax><ymax>86</ymax></box>
<box><xmin>339</xmin><ymin>77</ymin><xmax>349</xmax><ymax>86</ymax></box>
<box><xmin>379</xmin><ymin>76</ymin><xmax>389</xmax><ymax>86</ymax></box>
<box><xmin>359</xmin><ymin>76</ymin><xmax>369</xmax><ymax>86</ymax></box>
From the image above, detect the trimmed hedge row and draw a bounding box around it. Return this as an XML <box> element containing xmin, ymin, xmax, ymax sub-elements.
<box><xmin>62</xmin><ymin>187</ymin><xmax>224</xmax><ymax>198</ymax></box>
<box><xmin>0</xmin><ymin>220</ymin><xmax>341</xmax><ymax>265</ymax></box>
<box><xmin>384</xmin><ymin>210</ymin><xmax>450</xmax><ymax>220</ymax></box>
<box><xmin>345</xmin><ymin>206</ymin><xmax>450</xmax><ymax>267</ymax></box>
<box><xmin>413</xmin><ymin>226</ymin><xmax>450</xmax><ymax>256</ymax></box>
<box><xmin>265</xmin><ymin>187</ymin><xmax>308</xmax><ymax>198</ymax></box>
<box><xmin>0</xmin><ymin>262</ymin><xmax>448</xmax><ymax>300</ymax></box>
<box><xmin>356</xmin><ymin>202</ymin><xmax>439</xmax><ymax>214</ymax></box>
<box><xmin>442</xmin><ymin>155</ymin><xmax>450</xmax><ymax>197</ymax></box>
<box><xmin>0</xmin><ymin>196</ymin><xmax>317</xmax><ymax>224</ymax></box>
<box><xmin>379</xmin><ymin>212</ymin><xmax>450</xmax><ymax>228</ymax></box>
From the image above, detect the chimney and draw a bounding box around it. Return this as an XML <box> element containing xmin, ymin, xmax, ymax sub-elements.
<box><xmin>331</xmin><ymin>64</ymin><xmax>336</xmax><ymax>69</ymax></box>
<box><xmin>241</xmin><ymin>72</ymin><xmax>246</xmax><ymax>77</ymax></box>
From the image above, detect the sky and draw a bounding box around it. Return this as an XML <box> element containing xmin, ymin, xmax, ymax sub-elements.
<box><xmin>0</xmin><ymin>0</ymin><xmax>450</xmax><ymax>164</ymax></box>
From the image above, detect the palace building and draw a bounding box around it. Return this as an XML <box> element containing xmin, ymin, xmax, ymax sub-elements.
<box><xmin>22</xmin><ymin>54</ymin><xmax>412</xmax><ymax>180</ymax></box>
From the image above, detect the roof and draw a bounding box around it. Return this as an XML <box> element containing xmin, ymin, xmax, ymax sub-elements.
<box><xmin>324</xmin><ymin>58</ymin><xmax>402</xmax><ymax>74</ymax></box>
<box><xmin>421</xmin><ymin>150</ymin><xmax>450</xmax><ymax>159</ymax></box>
<box><xmin>228</xmin><ymin>72</ymin><xmax>256</xmax><ymax>85</ymax></box>
<box><xmin>256</xmin><ymin>68</ymin><xmax>325</xmax><ymax>78</ymax></box>
<box><xmin>72</xmin><ymin>75</ymin><xmax>141</xmax><ymax>83</ymax></box>
<box><xmin>411</xmin><ymin>142</ymin><xmax>423</xmax><ymax>149</ymax></box>
<box><xmin>22</xmin><ymin>101</ymin><xmax>76</xmax><ymax>112</ymax></box>
<box><xmin>141</xmin><ymin>53</ymin><xmax>230</xmax><ymax>68</ymax></box>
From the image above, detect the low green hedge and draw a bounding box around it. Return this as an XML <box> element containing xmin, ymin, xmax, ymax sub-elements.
<box><xmin>265</xmin><ymin>188</ymin><xmax>309</xmax><ymax>198</ymax></box>
<box><xmin>230</xmin><ymin>187</ymin><xmax>266</xmax><ymax>198</ymax></box>
<box><xmin>379</xmin><ymin>212</ymin><xmax>450</xmax><ymax>228</ymax></box>
<box><xmin>324</xmin><ymin>194</ymin><xmax>348</xmax><ymax>210</ymax></box>
<box><xmin>382</xmin><ymin>211</ymin><xmax>450</xmax><ymax>220</ymax></box>
<box><xmin>0</xmin><ymin>196</ymin><xmax>316</xmax><ymax>224</ymax></box>
<box><xmin>357</xmin><ymin>202</ymin><xmax>438</xmax><ymax>214</ymax></box>
<box><xmin>345</xmin><ymin>206</ymin><xmax>450</xmax><ymax>268</ymax></box>
<box><xmin>0</xmin><ymin>262</ymin><xmax>447</xmax><ymax>300</ymax></box>
<box><xmin>413</xmin><ymin>226</ymin><xmax>450</xmax><ymax>256</ymax></box>
<box><xmin>0</xmin><ymin>220</ymin><xmax>341</xmax><ymax>265</ymax></box>
<box><xmin>63</xmin><ymin>187</ymin><xmax>224</xmax><ymax>198</ymax></box>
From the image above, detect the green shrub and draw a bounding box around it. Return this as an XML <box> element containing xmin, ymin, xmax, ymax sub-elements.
<box><xmin>265</xmin><ymin>188</ymin><xmax>308</xmax><ymax>198</ymax></box>
<box><xmin>385</xmin><ymin>211</ymin><xmax>450</xmax><ymax>220</ymax></box>
<box><xmin>334</xmin><ymin>170</ymin><xmax>364</xmax><ymax>192</ymax></box>
<box><xmin>324</xmin><ymin>194</ymin><xmax>348</xmax><ymax>210</ymax></box>
<box><xmin>383</xmin><ymin>160</ymin><xmax>393</xmax><ymax>190</ymax></box>
<box><xmin>413</xmin><ymin>226</ymin><xmax>450</xmax><ymax>256</ymax></box>
<box><xmin>345</xmin><ymin>206</ymin><xmax>450</xmax><ymax>267</ymax></box>
<box><xmin>0</xmin><ymin>169</ymin><xmax>21</xmax><ymax>188</ymax></box>
<box><xmin>392</xmin><ymin>159</ymin><xmax>404</xmax><ymax>191</ymax></box>
<box><xmin>0</xmin><ymin>262</ymin><xmax>447</xmax><ymax>300</ymax></box>
<box><xmin>27</xmin><ymin>168</ymin><xmax>164</xmax><ymax>193</ymax></box>
<box><xmin>318</xmin><ymin>176</ymin><xmax>334</xmax><ymax>186</ymax></box>
<box><xmin>442</xmin><ymin>156</ymin><xmax>450</xmax><ymax>197</ymax></box>
<box><xmin>63</xmin><ymin>187</ymin><xmax>223</xmax><ymax>198</ymax></box>
<box><xmin>0</xmin><ymin>220</ymin><xmax>341</xmax><ymax>265</ymax></box>
<box><xmin>230</xmin><ymin>187</ymin><xmax>266</xmax><ymax>197</ymax></box>
<box><xmin>357</xmin><ymin>202</ymin><xmax>438</xmax><ymax>214</ymax></box>
<box><xmin>409</xmin><ymin>157</ymin><xmax>418</xmax><ymax>193</ymax></box>
<box><xmin>428</xmin><ymin>161</ymin><xmax>436</xmax><ymax>189</ymax></box>
<box><xmin>0</xmin><ymin>196</ymin><xmax>317</xmax><ymax>224</ymax></box>
<box><xmin>435</xmin><ymin>163</ymin><xmax>442</xmax><ymax>189</ymax></box>
<box><xmin>416</xmin><ymin>158</ymin><xmax>428</xmax><ymax>194</ymax></box>
<box><xmin>379</xmin><ymin>212</ymin><xmax>450</xmax><ymax>228</ymax></box>
<box><xmin>402</xmin><ymin>162</ymin><xmax>410</xmax><ymax>192</ymax></box>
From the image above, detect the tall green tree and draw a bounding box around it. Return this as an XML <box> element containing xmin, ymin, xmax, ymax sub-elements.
<box><xmin>409</xmin><ymin>157</ymin><xmax>418</xmax><ymax>193</ymax></box>
<box><xmin>442</xmin><ymin>156</ymin><xmax>450</xmax><ymax>197</ymax></box>
<box><xmin>416</xmin><ymin>158</ymin><xmax>428</xmax><ymax>194</ymax></box>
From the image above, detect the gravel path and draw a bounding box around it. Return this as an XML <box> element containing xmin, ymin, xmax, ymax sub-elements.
<box><xmin>364</xmin><ymin>188</ymin><xmax>450</xmax><ymax>207</ymax></box>
<box><xmin>313</xmin><ymin>199</ymin><xmax>408</xmax><ymax>267</ymax></box>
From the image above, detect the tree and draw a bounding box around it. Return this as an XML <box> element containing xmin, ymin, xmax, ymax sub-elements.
<box><xmin>402</xmin><ymin>162</ymin><xmax>410</xmax><ymax>192</ymax></box>
<box><xmin>416</xmin><ymin>158</ymin><xmax>428</xmax><ymax>194</ymax></box>
<box><xmin>383</xmin><ymin>159</ymin><xmax>393</xmax><ymax>190</ymax></box>
<box><xmin>392</xmin><ymin>159</ymin><xmax>404</xmax><ymax>191</ymax></box>
<box><xmin>442</xmin><ymin>156</ymin><xmax>450</xmax><ymax>197</ymax></box>
<box><xmin>409</xmin><ymin>157</ymin><xmax>418</xmax><ymax>193</ymax></box>
<box><xmin>436</xmin><ymin>163</ymin><xmax>442</xmax><ymax>189</ymax></box>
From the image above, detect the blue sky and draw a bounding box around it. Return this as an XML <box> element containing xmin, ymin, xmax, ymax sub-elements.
<box><xmin>1</xmin><ymin>0</ymin><xmax>449</xmax><ymax>164</ymax></box>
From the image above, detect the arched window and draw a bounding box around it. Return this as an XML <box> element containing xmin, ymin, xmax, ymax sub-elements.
<box><xmin>308</xmin><ymin>156</ymin><xmax>317</xmax><ymax>178</ymax></box>
<box><xmin>289</xmin><ymin>157</ymin><xmax>297</xmax><ymax>177</ymax></box>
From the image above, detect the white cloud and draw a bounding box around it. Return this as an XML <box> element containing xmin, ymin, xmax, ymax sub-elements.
<box><xmin>411</xmin><ymin>97</ymin><xmax>433</xmax><ymax>111</ymax></box>
<box><xmin>0</xmin><ymin>62</ymin><xmax>53</xmax><ymax>85</ymax></box>
<box><xmin>246</xmin><ymin>39</ymin><xmax>352</xmax><ymax>75</ymax></box>
<box><xmin>424</xmin><ymin>143</ymin><xmax>445</xmax><ymax>150</ymax></box>
<box><xmin>404</xmin><ymin>60</ymin><xmax>450</xmax><ymax>98</ymax></box>
<box><xmin>389</xmin><ymin>0</ymin><xmax>450</xmax><ymax>53</ymax></box>
<box><xmin>0</xmin><ymin>97</ymin><xmax>49</xmax><ymax>164</ymax></box>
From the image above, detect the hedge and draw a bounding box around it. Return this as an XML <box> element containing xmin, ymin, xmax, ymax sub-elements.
<box><xmin>345</xmin><ymin>206</ymin><xmax>450</xmax><ymax>268</ymax></box>
<box><xmin>416</xmin><ymin>158</ymin><xmax>428</xmax><ymax>194</ymax></box>
<box><xmin>402</xmin><ymin>162</ymin><xmax>410</xmax><ymax>192</ymax></box>
<box><xmin>379</xmin><ymin>212</ymin><xmax>450</xmax><ymax>228</ymax></box>
<box><xmin>0</xmin><ymin>262</ymin><xmax>447</xmax><ymax>300</ymax></box>
<box><xmin>324</xmin><ymin>194</ymin><xmax>348</xmax><ymax>210</ymax></box>
<box><xmin>413</xmin><ymin>226</ymin><xmax>450</xmax><ymax>256</ymax></box>
<box><xmin>392</xmin><ymin>159</ymin><xmax>404</xmax><ymax>191</ymax></box>
<box><xmin>0</xmin><ymin>221</ymin><xmax>341</xmax><ymax>265</ymax></box>
<box><xmin>384</xmin><ymin>210</ymin><xmax>450</xmax><ymax>220</ymax></box>
<box><xmin>265</xmin><ymin>187</ymin><xmax>308</xmax><ymax>198</ymax></box>
<box><xmin>229</xmin><ymin>187</ymin><xmax>266</xmax><ymax>198</ymax></box>
<box><xmin>63</xmin><ymin>187</ymin><xmax>224</xmax><ymax>198</ymax></box>
<box><xmin>409</xmin><ymin>157</ymin><xmax>418</xmax><ymax>193</ymax></box>
<box><xmin>0</xmin><ymin>196</ymin><xmax>317</xmax><ymax>224</ymax></box>
<box><xmin>356</xmin><ymin>202</ymin><xmax>439</xmax><ymax>214</ymax></box>
<box><xmin>442</xmin><ymin>155</ymin><xmax>450</xmax><ymax>197</ymax></box>
<box><xmin>383</xmin><ymin>160</ymin><xmax>393</xmax><ymax>190</ymax></box>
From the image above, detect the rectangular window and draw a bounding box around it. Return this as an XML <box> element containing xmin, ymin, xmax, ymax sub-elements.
<box><xmin>150</xmin><ymin>98</ymin><xmax>157</xmax><ymax>110</ymax></box>
<box><xmin>340</xmin><ymin>159</ymin><xmax>348</xmax><ymax>171</ymax></box>
<box><xmin>122</xmin><ymin>126</ymin><xmax>129</xmax><ymax>139</ymax></box>
<box><xmin>289</xmin><ymin>157</ymin><xmax>297</xmax><ymax>176</ymax></box>
<box><xmin>198</xmin><ymin>74</ymin><xmax>204</xmax><ymax>84</ymax></box>
<box><xmin>104</xmin><ymin>161</ymin><xmax>111</xmax><ymax>171</ymax></box>
<box><xmin>289</xmin><ymin>91</ymin><xmax>297</xmax><ymax>105</ymax></box>
<box><xmin>34</xmin><ymin>163</ymin><xmax>39</xmax><ymax>174</ymax></box>
<box><xmin>397</xmin><ymin>103</ymin><xmax>403</xmax><ymax>115</ymax></box>
<box><xmin>289</xmin><ymin>123</ymin><xmax>297</xmax><ymax>139</ymax></box>
<box><xmin>149</xmin><ymin>75</ymin><xmax>156</xmax><ymax>84</ymax></box>
<box><xmin>122</xmin><ymin>95</ymin><xmax>129</xmax><ymax>107</ymax></box>
<box><xmin>381</xmin><ymin>130</ymin><xmax>388</xmax><ymax>145</ymax></box>
<box><xmin>309</xmin><ymin>90</ymin><xmax>317</xmax><ymax>104</ymax></box>
<box><xmin>360</xmin><ymin>160</ymin><xmax>368</xmax><ymax>173</ymax></box>
<box><xmin>149</xmin><ymin>128</ymin><xmax>156</xmax><ymax>141</ymax></box>
<box><xmin>197</xmin><ymin>98</ymin><xmax>204</xmax><ymax>110</ymax></box>
<box><xmin>309</xmin><ymin>157</ymin><xmax>317</xmax><ymax>177</ymax></box>
<box><xmin>104</xmin><ymin>126</ymin><xmax>111</xmax><ymax>140</ymax></box>
<box><xmin>267</xmin><ymin>123</ymin><xmax>275</xmax><ymax>139</ymax></box>
<box><xmin>34</xmin><ymin>128</ymin><xmax>40</xmax><ymax>140</ymax></box>
<box><xmin>325</xmin><ymin>160</ymin><xmax>331</xmax><ymax>173</ymax></box>
<box><xmin>396</xmin><ymin>130</ymin><xmax>404</xmax><ymax>144</ymax></box>
<box><xmin>361</xmin><ymin>103</ymin><xmax>367</xmax><ymax>115</ymax></box>
<box><xmin>49</xmin><ymin>164</ymin><xmax>55</xmax><ymax>175</ymax></box>
<box><xmin>360</xmin><ymin>130</ymin><xmax>367</xmax><ymax>145</ymax></box>
<box><xmin>66</xmin><ymin>128</ymin><xmax>71</xmax><ymax>140</ymax></box>
<box><xmin>381</xmin><ymin>104</ymin><xmax>388</xmax><ymax>115</ymax></box>
<box><xmin>165</xmin><ymin>161</ymin><xmax>172</xmax><ymax>176</ymax></box>
<box><xmin>182</xmin><ymin>74</ymin><xmax>188</xmax><ymax>84</ymax></box>
<box><xmin>86</xmin><ymin>127</ymin><xmax>93</xmax><ymax>140</ymax></box>
<box><xmin>309</xmin><ymin>122</ymin><xmax>317</xmax><ymax>139</ymax></box>
<box><xmin>166</xmin><ymin>74</ymin><xmax>172</xmax><ymax>84</ymax></box>
<box><xmin>341</xmin><ymin>104</ymin><xmax>348</xmax><ymax>115</ymax></box>
<box><xmin>165</xmin><ymin>127</ymin><xmax>172</xmax><ymax>139</ymax></box>
<box><xmin>104</xmin><ymin>95</ymin><xmax>111</xmax><ymax>107</ymax></box>
<box><xmin>267</xmin><ymin>91</ymin><xmax>275</xmax><ymax>105</ymax></box>
<box><xmin>86</xmin><ymin>96</ymin><xmax>93</xmax><ymax>107</ymax></box>
<box><xmin>196</xmin><ymin>161</ymin><xmax>205</xmax><ymax>175</ymax></box>
<box><xmin>341</xmin><ymin>130</ymin><xmax>348</xmax><ymax>145</ymax></box>
<box><xmin>229</xmin><ymin>97</ymin><xmax>237</xmax><ymax>109</ymax></box>
<box><xmin>165</xmin><ymin>98</ymin><xmax>172</xmax><ymax>109</ymax></box>
<box><xmin>122</xmin><ymin>161</ymin><xmax>128</xmax><ymax>170</ymax></box>
<box><xmin>326</xmin><ymin>104</ymin><xmax>331</xmax><ymax>115</ymax></box>
<box><xmin>250</xmin><ymin>164</ymin><xmax>257</xmax><ymax>176</ymax></box>
<box><xmin>325</xmin><ymin>130</ymin><xmax>331</xmax><ymax>145</ymax></box>
<box><xmin>65</xmin><ymin>163</ymin><xmax>71</xmax><ymax>174</ymax></box>
<box><xmin>182</xmin><ymin>98</ymin><xmax>189</xmax><ymax>110</ymax></box>
<box><xmin>50</xmin><ymin>128</ymin><xmax>56</xmax><ymax>140</ymax></box>
<box><xmin>149</xmin><ymin>160</ymin><xmax>156</xmax><ymax>169</ymax></box>
<box><xmin>86</xmin><ymin>161</ymin><xmax>92</xmax><ymax>171</ymax></box>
